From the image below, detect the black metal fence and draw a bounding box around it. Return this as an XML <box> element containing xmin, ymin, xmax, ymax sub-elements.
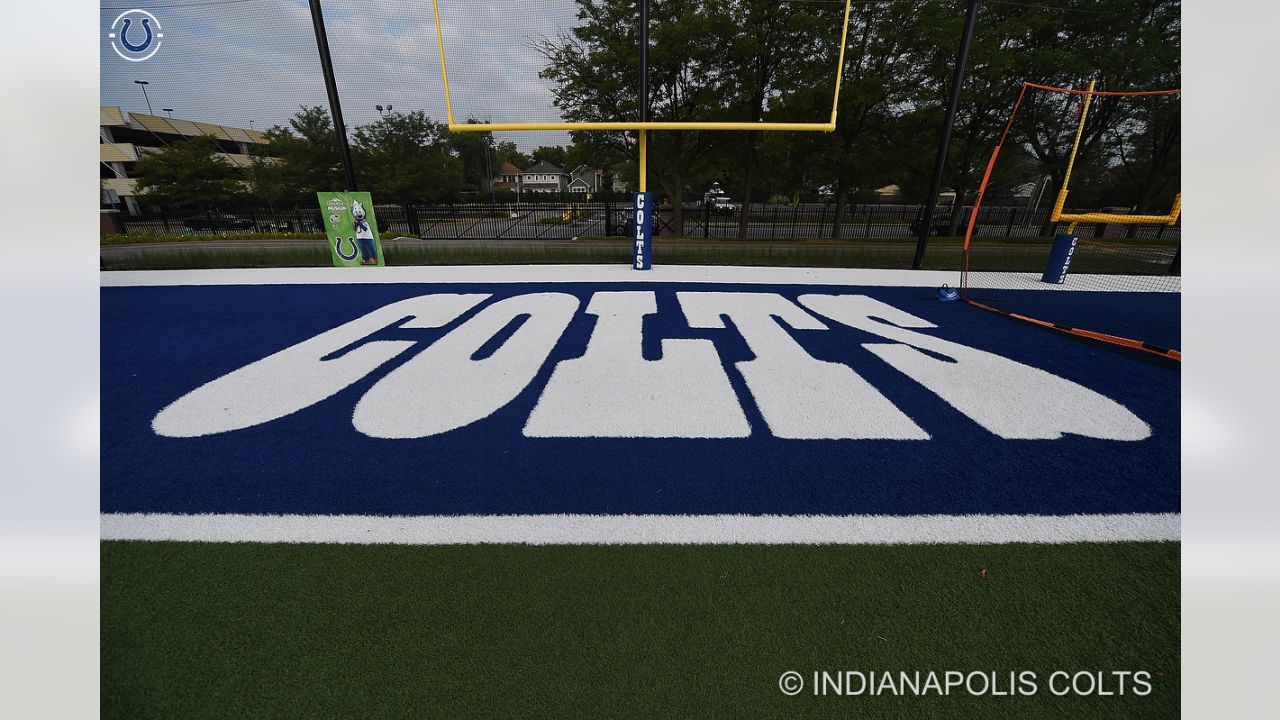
<box><xmin>115</xmin><ymin>202</ymin><xmax>1182</xmax><ymax>242</ymax></box>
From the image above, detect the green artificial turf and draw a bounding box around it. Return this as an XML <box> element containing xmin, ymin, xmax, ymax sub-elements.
<box><xmin>102</xmin><ymin>541</ymin><xmax>1178</xmax><ymax>719</ymax></box>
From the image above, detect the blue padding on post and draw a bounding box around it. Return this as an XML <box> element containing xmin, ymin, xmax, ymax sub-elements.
<box><xmin>1041</xmin><ymin>231</ymin><xmax>1078</xmax><ymax>284</ymax></box>
<box><xmin>632</xmin><ymin>192</ymin><xmax>652</xmax><ymax>270</ymax></box>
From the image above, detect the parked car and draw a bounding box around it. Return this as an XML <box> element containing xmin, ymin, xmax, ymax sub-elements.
<box><xmin>183</xmin><ymin>212</ymin><xmax>255</xmax><ymax>231</ymax></box>
<box><xmin>909</xmin><ymin>208</ymin><xmax>980</xmax><ymax>237</ymax></box>
<box><xmin>708</xmin><ymin>196</ymin><xmax>742</xmax><ymax>214</ymax></box>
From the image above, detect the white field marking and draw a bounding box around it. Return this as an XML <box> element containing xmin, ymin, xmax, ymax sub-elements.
<box><xmin>798</xmin><ymin>295</ymin><xmax>1151</xmax><ymax>441</ymax></box>
<box><xmin>100</xmin><ymin>265</ymin><xmax>1181</xmax><ymax>292</ymax></box>
<box><xmin>101</xmin><ymin>512</ymin><xmax>1180</xmax><ymax>545</ymax></box>
<box><xmin>353</xmin><ymin>293</ymin><xmax>579</xmax><ymax>438</ymax></box>
<box><xmin>524</xmin><ymin>292</ymin><xmax>751</xmax><ymax>438</ymax></box>
<box><xmin>153</xmin><ymin>294</ymin><xmax>488</xmax><ymax>438</ymax></box>
<box><xmin>679</xmin><ymin>292</ymin><xmax>928</xmax><ymax>440</ymax></box>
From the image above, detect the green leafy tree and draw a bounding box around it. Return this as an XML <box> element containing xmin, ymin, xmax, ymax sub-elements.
<box><xmin>447</xmin><ymin>122</ymin><xmax>499</xmax><ymax>194</ymax></box>
<box><xmin>255</xmin><ymin>106</ymin><xmax>345</xmax><ymax>203</ymax></box>
<box><xmin>531</xmin><ymin>145</ymin><xmax>569</xmax><ymax>168</ymax></box>
<box><xmin>245</xmin><ymin>155</ymin><xmax>293</xmax><ymax>213</ymax></box>
<box><xmin>492</xmin><ymin>141</ymin><xmax>532</xmax><ymax>171</ymax></box>
<box><xmin>536</xmin><ymin>0</ymin><xmax>735</xmax><ymax>233</ymax></box>
<box><xmin>131</xmin><ymin>135</ymin><xmax>243</xmax><ymax>210</ymax></box>
<box><xmin>352</xmin><ymin>110</ymin><xmax>463</xmax><ymax>203</ymax></box>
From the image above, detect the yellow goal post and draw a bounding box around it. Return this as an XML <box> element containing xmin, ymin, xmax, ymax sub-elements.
<box><xmin>1046</xmin><ymin>80</ymin><xmax>1182</xmax><ymax>228</ymax></box>
<box><xmin>429</xmin><ymin>0</ymin><xmax>854</xmax><ymax>135</ymax></box>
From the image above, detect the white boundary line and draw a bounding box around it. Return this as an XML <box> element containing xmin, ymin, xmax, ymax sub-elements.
<box><xmin>101</xmin><ymin>265</ymin><xmax>1179</xmax><ymax>292</ymax></box>
<box><xmin>101</xmin><ymin>512</ymin><xmax>1180</xmax><ymax>546</ymax></box>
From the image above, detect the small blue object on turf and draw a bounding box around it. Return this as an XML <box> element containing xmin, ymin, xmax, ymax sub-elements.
<box><xmin>937</xmin><ymin>284</ymin><xmax>959</xmax><ymax>302</ymax></box>
<box><xmin>1041</xmin><ymin>231</ymin><xmax>1079</xmax><ymax>284</ymax></box>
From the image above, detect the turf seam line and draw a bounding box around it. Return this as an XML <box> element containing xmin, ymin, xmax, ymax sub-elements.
<box><xmin>100</xmin><ymin>512</ymin><xmax>1180</xmax><ymax>545</ymax></box>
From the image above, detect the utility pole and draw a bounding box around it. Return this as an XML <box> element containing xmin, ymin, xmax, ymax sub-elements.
<box><xmin>307</xmin><ymin>0</ymin><xmax>357</xmax><ymax>191</ymax></box>
<box><xmin>912</xmin><ymin>0</ymin><xmax>980</xmax><ymax>269</ymax></box>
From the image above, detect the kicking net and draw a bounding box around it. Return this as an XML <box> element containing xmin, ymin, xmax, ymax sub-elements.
<box><xmin>959</xmin><ymin>82</ymin><xmax>1181</xmax><ymax>360</ymax></box>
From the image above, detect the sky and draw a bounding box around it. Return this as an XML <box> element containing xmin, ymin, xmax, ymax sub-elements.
<box><xmin>101</xmin><ymin>0</ymin><xmax>582</xmax><ymax>148</ymax></box>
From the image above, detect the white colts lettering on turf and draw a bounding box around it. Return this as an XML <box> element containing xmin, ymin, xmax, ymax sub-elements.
<box><xmin>524</xmin><ymin>292</ymin><xmax>749</xmax><ymax>438</ymax></box>
<box><xmin>152</xmin><ymin>294</ymin><xmax>489</xmax><ymax>437</ymax></box>
<box><xmin>797</xmin><ymin>294</ymin><xmax>1151</xmax><ymax>441</ymax></box>
<box><xmin>354</xmin><ymin>293</ymin><xmax>579</xmax><ymax>439</ymax></box>
<box><xmin>153</xmin><ymin>291</ymin><xmax>1150</xmax><ymax>441</ymax></box>
<box><xmin>678</xmin><ymin>292</ymin><xmax>929</xmax><ymax>440</ymax></box>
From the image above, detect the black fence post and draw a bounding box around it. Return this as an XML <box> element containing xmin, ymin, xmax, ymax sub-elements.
<box><xmin>605</xmin><ymin>201</ymin><xmax>613</xmax><ymax>236</ymax></box>
<box><xmin>703</xmin><ymin>204</ymin><xmax>710</xmax><ymax>238</ymax></box>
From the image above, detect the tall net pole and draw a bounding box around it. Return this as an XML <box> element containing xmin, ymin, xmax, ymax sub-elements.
<box><xmin>913</xmin><ymin>0</ymin><xmax>980</xmax><ymax>269</ymax></box>
<box><xmin>307</xmin><ymin>0</ymin><xmax>357</xmax><ymax>191</ymax></box>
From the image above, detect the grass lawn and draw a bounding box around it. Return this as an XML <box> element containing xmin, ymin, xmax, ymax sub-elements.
<box><xmin>102</xmin><ymin>541</ymin><xmax>1178</xmax><ymax>719</ymax></box>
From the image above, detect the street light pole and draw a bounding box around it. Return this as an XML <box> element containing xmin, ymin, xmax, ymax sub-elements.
<box><xmin>162</xmin><ymin>108</ymin><xmax>173</xmax><ymax>118</ymax></box>
<box><xmin>133</xmin><ymin>80</ymin><xmax>153</xmax><ymax>115</ymax></box>
<box><xmin>912</xmin><ymin>0</ymin><xmax>981</xmax><ymax>270</ymax></box>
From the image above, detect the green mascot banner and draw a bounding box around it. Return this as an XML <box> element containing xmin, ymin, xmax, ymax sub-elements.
<box><xmin>317</xmin><ymin>191</ymin><xmax>385</xmax><ymax>267</ymax></box>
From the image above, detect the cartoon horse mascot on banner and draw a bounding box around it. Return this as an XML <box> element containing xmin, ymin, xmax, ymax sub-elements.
<box><xmin>351</xmin><ymin>200</ymin><xmax>378</xmax><ymax>265</ymax></box>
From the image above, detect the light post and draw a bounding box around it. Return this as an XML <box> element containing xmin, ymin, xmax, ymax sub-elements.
<box><xmin>133</xmin><ymin>80</ymin><xmax>153</xmax><ymax>115</ymax></box>
<box><xmin>162</xmin><ymin>108</ymin><xmax>173</xmax><ymax>118</ymax></box>
<box><xmin>376</xmin><ymin>104</ymin><xmax>394</xmax><ymax>118</ymax></box>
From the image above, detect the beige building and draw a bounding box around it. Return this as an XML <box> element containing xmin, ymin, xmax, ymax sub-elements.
<box><xmin>99</xmin><ymin>106</ymin><xmax>269</xmax><ymax>214</ymax></box>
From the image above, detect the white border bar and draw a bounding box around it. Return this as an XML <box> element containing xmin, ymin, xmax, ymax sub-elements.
<box><xmin>101</xmin><ymin>512</ymin><xmax>1180</xmax><ymax>546</ymax></box>
<box><xmin>101</xmin><ymin>265</ymin><xmax>1179</xmax><ymax>292</ymax></box>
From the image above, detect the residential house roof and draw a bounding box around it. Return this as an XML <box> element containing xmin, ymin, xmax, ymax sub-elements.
<box><xmin>522</xmin><ymin>162</ymin><xmax>565</xmax><ymax>175</ymax></box>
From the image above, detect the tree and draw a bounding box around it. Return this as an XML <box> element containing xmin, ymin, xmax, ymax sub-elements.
<box><xmin>255</xmin><ymin>106</ymin><xmax>345</xmax><ymax>203</ymax></box>
<box><xmin>897</xmin><ymin>0</ymin><xmax>1181</xmax><ymax>234</ymax></box>
<box><xmin>536</xmin><ymin>0</ymin><xmax>735</xmax><ymax>233</ymax></box>
<box><xmin>245</xmin><ymin>154</ymin><xmax>293</xmax><ymax>213</ymax></box>
<box><xmin>352</xmin><ymin>110</ymin><xmax>463</xmax><ymax>203</ymax></box>
<box><xmin>718</xmin><ymin>0</ymin><xmax>813</xmax><ymax>237</ymax></box>
<box><xmin>131</xmin><ymin>135</ymin><xmax>243</xmax><ymax>210</ymax></box>
<box><xmin>492</xmin><ymin>141</ymin><xmax>532</xmax><ymax>170</ymax></box>
<box><xmin>446</xmin><ymin>123</ymin><xmax>498</xmax><ymax>194</ymax></box>
<box><xmin>767</xmin><ymin>1</ymin><xmax>932</xmax><ymax>237</ymax></box>
<box><xmin>531</xmin><ymin>145</ymin><xmax>569</xmax><ymax>168</ymax></box>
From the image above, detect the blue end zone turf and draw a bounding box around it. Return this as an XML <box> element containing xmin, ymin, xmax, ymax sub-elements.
<box><xmin>101</xmin><ymin>279</ymin><xmax>1178</xmax><ymax>518</ymax></box>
